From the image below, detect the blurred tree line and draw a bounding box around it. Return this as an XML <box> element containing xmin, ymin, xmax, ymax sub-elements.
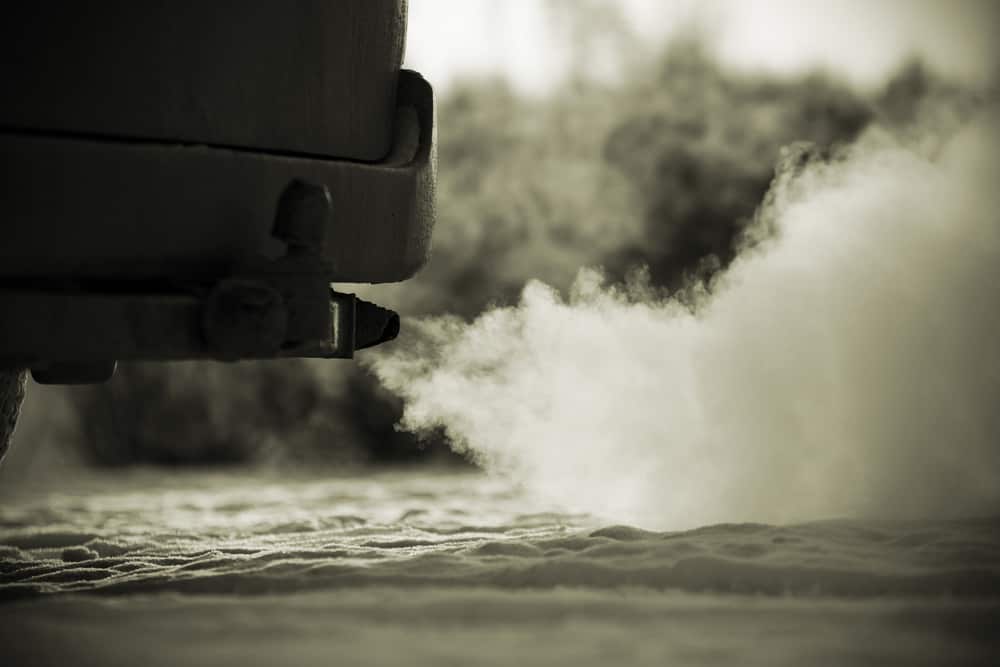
<box><xmin>64</xmin><ymin>34</ymin><xmax>981</xmax><ymax>466</ymax></box>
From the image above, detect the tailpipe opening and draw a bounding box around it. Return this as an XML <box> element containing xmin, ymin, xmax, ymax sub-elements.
<box><xmin>354</xmin><ymin>298</ymin><xmax>400</xmax><ymax>350</ymax></box>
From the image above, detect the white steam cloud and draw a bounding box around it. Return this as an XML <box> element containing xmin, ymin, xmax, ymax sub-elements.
<box><xmin>369</xmin><ymin>114</ymin><xmax>1000</xmax><ymax>529</ymax></box>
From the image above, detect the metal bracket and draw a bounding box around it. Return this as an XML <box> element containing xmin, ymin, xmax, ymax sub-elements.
<box><xmin>202</xmin><ymin>180</ymin><xmax>336</xmax><ymax>360</ymax></box>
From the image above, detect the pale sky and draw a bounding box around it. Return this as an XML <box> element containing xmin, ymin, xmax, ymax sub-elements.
<box><xmin>405</xmin><ymin>0</ymin><xmax>999</xmax><ymax>93</ymax></box>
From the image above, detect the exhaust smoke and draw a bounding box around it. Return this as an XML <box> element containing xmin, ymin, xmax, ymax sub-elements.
<box><xmin>369</xmin><ymin>114</ymin><xmax>1000</xmax><ymax>529</ymax></box>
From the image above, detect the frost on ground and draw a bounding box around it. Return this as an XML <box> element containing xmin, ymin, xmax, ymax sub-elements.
<box><xmin>1</xmin><ymin>470</ymin><xmax>998</xmax><ymax>666</ymax></box>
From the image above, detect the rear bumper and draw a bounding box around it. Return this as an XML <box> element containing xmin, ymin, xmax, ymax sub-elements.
<box><xmin>0</xmin><ymin>69</ymin><xmax>436</xmax><ymax>285</ymax></box>
<box><xmin>0</xmin><ymin>71</ymin><xmax>435</xmax><ymax>378</ymax></box>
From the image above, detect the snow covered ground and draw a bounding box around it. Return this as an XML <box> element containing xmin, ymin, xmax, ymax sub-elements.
<box><xmin>1</xmin><ymin>469</ymin><xmax>998</xmax><ymax>665</ymax></box>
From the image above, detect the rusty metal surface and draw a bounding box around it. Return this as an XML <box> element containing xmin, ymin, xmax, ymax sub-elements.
<box><xmin>0</xmin><ymin>70</ymin><xmax>436</xmax><ymax>285</ymax></box>
<box><xmin>0</xmin><ymin>288</ymin><xmax>359</xmax><ymax>368</ymax></box>
<box><xmin>0</xmin><ymin>179</ymin><xmax>400</xmax><ymax>378</ymax></box>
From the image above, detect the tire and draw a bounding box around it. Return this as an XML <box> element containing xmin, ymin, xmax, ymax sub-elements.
<box><xmin>1</xmin><ymin>369</ymin><xmax>27</xmax><ymax>464</ymax></box>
